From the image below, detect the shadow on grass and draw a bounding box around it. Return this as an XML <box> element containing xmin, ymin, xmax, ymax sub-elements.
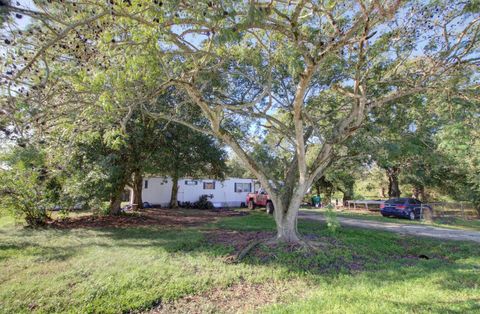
<box><xmin>386</xmin><ymin>298</ymin><xmax>480</xmax><ymax>314</ymax></box>
<box><xmin>0</xmin><ymin>225</ymin><xmax>229</xmax><ymax>263</ymax></box>
<box><xmin>1</xmin><ymin>211</ymin><xmax>479</xmax><ymax>312</ymax></box>
<box><xmin>0</xmin><ymin>242</ymin><xmax>79</xmax><ymax>262</ymax></box>
<box><xmin>92</xmin><ymin>213</ymin><xmax>480</xmax><ymax>287</ymax></box>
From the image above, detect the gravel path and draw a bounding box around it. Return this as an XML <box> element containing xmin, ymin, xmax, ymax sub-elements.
<box><xmin>299</xmin><ymin>211</ymin><xmax>480</xmax><ymax>243</ymax></box>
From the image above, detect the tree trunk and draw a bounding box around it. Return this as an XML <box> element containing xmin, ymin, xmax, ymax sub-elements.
<box><xmin>109</xmin><ymin>176</ymin><xmax>129</xmax><ymax>215</ymax></box>
<box><xmin>387</xmin><ymin>167</ymin><xmax>401</xmax><ymax>198</ymax></box>
<box><xmin>274</xmin><ymin>204</ymin><xmax>301</xmax><ymax>243</ymax></box>
<box><xmin>271</xmin><ymin>186</ymin><xmax>308</xmax><ymax>243</ymax></box>
<box><xmin>412</xmin><ymin>185</ymin><xmax>425</xmax><ymax>201</ymax></box>
<box><xmin>109</xmin><ymin>191</ymin><xmax>123</xmax><ymax>215</ymax></box>
<box><xmin>323</xmin><ymin>187</ymin><xmax>333</xmax><ymax>206</ymax></box>
<box><xmin>343</xmin><ymin>188</ymin><xmax>354</xmax><ymax>206</ymax></box>
<box><xmin>132</xmin><ymin>171</ymin><xmax>143</xmax><ymax>210</ymax></box>
<box><xmin>170</xmin><ymin>175</ymin><xmax>179</xmax><ymax>208</ymax></box>
<box><xmin>276</xmin><ymin>214</ymin><xmax>300</xmax><ymax>242</ymax></box>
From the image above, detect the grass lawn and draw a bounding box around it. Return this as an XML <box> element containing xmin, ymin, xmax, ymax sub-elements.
<box><xmin>1</xmin><ymin>210</ymin><xmax>479</xmax><ymax>313</ymax></box>
<box><xmin>302</xmin><ymin>207</ymin><xmax>480</xmax><ymax>232</ymax></box>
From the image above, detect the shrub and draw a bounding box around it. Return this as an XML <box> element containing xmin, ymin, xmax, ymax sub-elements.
<box><xmin>193</xmin><ymin>195</ymin><xmax>214</xmax><ymax>210</ymax></box>
<box><xmin>178</xmin><ymin>196</ymin><xmax>214</xmax><ymax>209</ymax></box>
<box><xmin>0</xmin><ymin>167</ymin><xmax>50</xmax><ymax>226</ymax></box>
<box><xmin>179</xmin><ymin>201</ymin><xmax>191</xmax><ymax>208</ymax></box>
<box><xmin>0</xmin><ymin>146</ymin><xmax>65</xmax><ymax>226</ymax></box>
<box><xmin>194</xmin><ymin>194</ymin><xmax>214</xmax><ymax>210</ymax></box>
<box><xmin>325</xmin><ymin>205</ymin><xmax>340</xmax><ymax>234</ymax></box>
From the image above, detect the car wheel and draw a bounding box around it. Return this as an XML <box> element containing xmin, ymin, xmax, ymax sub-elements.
<box><xmin>409</xmin><ymin>211</ymin><xmax>415</xmax><ymax>220</ymax></box>
<box><xmin>248</xmin><ymin>200</ymin><xmax>256</xmax><ymax>210</ymax></box>
<box><xmin>381</xmin><ymin>213</ymin><xmax>388</xmax><ymax>217</ymax></box>
<box><xmin>266</xmin><ymin>202</ymin><xmax>274</xmax><ymax>215</ymax></box>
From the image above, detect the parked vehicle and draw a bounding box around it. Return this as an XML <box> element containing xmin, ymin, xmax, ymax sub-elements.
<box><xmin>246</xmin><ymin>189</ymin><xmax>274</xmax><ymax>214</ymax></box>
<box><xmin>52</xmin><ymin>205</ymin><xmax>62</xmax><ymax>211</ymax></box>
<box><xmin>380</xmin><ymin>198</ymin><xmax>431</xmax><ymax>220</ymax></box>
<box><xmin>142</xmin><ymin>202</ymin><xmax>152</xmax><ymax>209</ymax></box>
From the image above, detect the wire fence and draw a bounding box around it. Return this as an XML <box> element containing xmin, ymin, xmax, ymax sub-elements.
<box><xmin>345</xmin><ymin>200</ymin><xmax>383</xmax><ymax>211</ymax></box>
<box><xmin>421</xmin><ymin>202</ymin><xmax>478</xmax><ymax>220</ymax></box>
<box><xmin>345</xmin><ymin>200</ymin><xmax>478</xmax><ymax>220</ymax></box>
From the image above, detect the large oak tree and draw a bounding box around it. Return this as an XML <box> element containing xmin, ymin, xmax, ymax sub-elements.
<box><xmin>1</xmin><ymin>0</ymin><xmax>479</xmax><ymax>242</ymax></box>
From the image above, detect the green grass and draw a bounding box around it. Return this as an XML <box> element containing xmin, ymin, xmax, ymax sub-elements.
<box><xmin>0</xmin><ymin>211</ymin><xmax>479</xmax><ymax>313</ymax></box>
<box><xmin>215</xmin><ymin>210</ymin><xmax>276</xmax><ymax>231</ymax></box>
<box><xmin>302</xmin><ymin>207</ymin><xmax>480</xmax><ymax>232</ymax></box>
<box><xmin>0</xmin><ymin>215</ymin><xmax>15</xmax><ymax>228</ymax></box>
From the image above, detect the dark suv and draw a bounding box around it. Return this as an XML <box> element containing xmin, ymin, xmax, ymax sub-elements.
<box><xmin>380</xmin><ymin>198</ymin><xmax>431</xmax><ymax>220</ymax></box>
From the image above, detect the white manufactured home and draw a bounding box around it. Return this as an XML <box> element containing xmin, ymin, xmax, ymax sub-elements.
<box><xmin>134</xmin><ymin>177</ymin><xmax>258</xmax><ymax>208</ymax></box>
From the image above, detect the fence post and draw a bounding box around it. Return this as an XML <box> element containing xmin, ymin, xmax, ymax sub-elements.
<box><xmin>420</xmin><ymin>204</ymin><xmax>423</xmax><ymax>220</ymax></box>
<box><xmin>461</xmin><ymin>202</ymin><xmax>465</xmax><ymax>220</ymax></box>
<box><xmin>424</xmin><ymin>203</ymin><xmax>433</xmax><ymax>223</ymax></box>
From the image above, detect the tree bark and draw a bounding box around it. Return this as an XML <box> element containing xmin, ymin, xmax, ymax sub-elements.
<box><xmin>109</xmin><ymin>173</ymin><xmax>129</xmax><ymax>215</ymax></box>
<box><xmin>109</xmin><ymin>188</ymin><xmax>123</xmax><ymax>215</ymax></box>
<box><xmin>342</xmin><ymin>187</ymin><xmax>354</xmax><ymax>206</ymax></box>
<box><xmin>276</xmin><ymin>213</ymin><xmax>300</xmax><ymax>242</ymax></box>
<box><xmin>323</xmin><ymin>188</ymin><xmax>333</xmax><ymax>206</ymax></box>
<box><xmin>475</xmin><ymin>202</ymin><xmax>480</xmax><ymax>218</ymax></box>
<box><xmin>387</xmin><ymin>167</ymin><xmax>401</xmax><ymax>198</ymax></box>
<box><xmin>412</xmin><ymin>185</ymin><xmax>425</xmax><ymax>201</ymax></box>
<box><xmin>271</xmin><ymin>184</ymin><xmax>309</xmax><ymax>243</ymax></box>
<box><xmin>132</xmin><ymin>171</ymin><xmax>143</xmax><ymax>210</ymax></box>
<box><xmin>273</xmin><ymin>207</ymin><xmax>301</xmax><ymax>242</ymax></box>
<box><xmin>316</xmin><ymin>177</ymin><xmax>333</xmax><ymax>206</ymax></box>
<box><xmin>170</xmin><ymin>175</ymin><xmax>179</xmax><ymax>208</ymax></box>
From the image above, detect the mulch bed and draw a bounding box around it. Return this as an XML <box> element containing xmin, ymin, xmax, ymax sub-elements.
<box><xmin>47</xmin><ymin>208</ymin><xmax>247</xmax><ymax>229</ymax></box>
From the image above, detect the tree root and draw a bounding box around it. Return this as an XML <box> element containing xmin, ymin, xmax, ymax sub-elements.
<box><xmin>230</xmin><ymin>239</ymin><xmax>264</xmax><ymax>263</ymax></box>
<box><xmin>227</xmin><ymin>236</ymin><xmax>322</xmax><ymax>264</ymax></box>
<box><xmin>265</xmin><ymin>235</ymin><xmax>321</xmax><ymax>252</ymax></box>
<box><xmin>297</xmin><ymin>239</ymin><xmax>322</xmax><ymax>252</ymax></box>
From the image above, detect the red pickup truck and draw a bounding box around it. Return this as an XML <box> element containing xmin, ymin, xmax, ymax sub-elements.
<box><xmin>246</xmin><ymin>189</ymin><xmax>274</xmax><ymax>214</ymax></box>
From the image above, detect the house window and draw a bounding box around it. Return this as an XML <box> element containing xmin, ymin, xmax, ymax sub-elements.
<box><xmin>235</xmin><ymin>183</ymin><xmax>251</xmax><ymax>193</ymax></box>
<box><xmin>144</xmin><ymin>180</ymin><xmax>149</xmax><ymax>189</ymax></box>
<box><xmin>185</xmin><ymin>180</ymin><xmax>198</xmax><ymax>185</ymax></box>
<box><xmin>203</xmin><ymin>182</ymin><xmax>215</xmax><ymax>190</ymax></box>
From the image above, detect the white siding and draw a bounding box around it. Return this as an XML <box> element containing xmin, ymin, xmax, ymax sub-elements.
<box><xmin>141</xmin><ymin>177</ymin><xmax>173</xmax><ymax>207</ymax></box>
<box><xmin>139</xmin><ymin>177</ymin><xmax>256</xmax><ymax>208</ymax></box>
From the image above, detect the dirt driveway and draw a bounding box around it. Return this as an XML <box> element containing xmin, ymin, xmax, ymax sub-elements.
<box><xmin>299</xmin><ymin>211</ymin><xmax>480</xmax><ymax>243</ymax></box>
